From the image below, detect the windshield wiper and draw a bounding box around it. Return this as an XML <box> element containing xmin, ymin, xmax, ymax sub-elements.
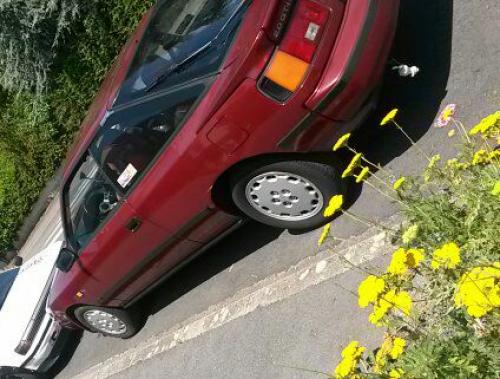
<box><xmin>146</xmin><ymin>2</ymin><xmax>246</xmax><ymax>93</ymax></box>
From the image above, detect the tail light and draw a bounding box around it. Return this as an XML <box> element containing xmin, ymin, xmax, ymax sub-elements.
<box><xmin>261</xmin><ymin>0</ymin><xmax>329</xmax><ymax>102</ymax></box>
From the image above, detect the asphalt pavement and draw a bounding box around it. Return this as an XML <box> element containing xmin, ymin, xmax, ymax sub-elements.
<box><xmin>17</xmin><ymin>0</ymin><xmax>500</xmax><ymax>377</ymax></box>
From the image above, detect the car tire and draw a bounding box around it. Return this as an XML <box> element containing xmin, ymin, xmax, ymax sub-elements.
<box><xmin>73</xmin><ymin>306</ymin><xmax>143</xmax><ymax>339</ymax></box>
<box><xmin>0</xmin><ymin>367</ymin><xmax>44</xmax><ymax>379</ymax></box>
<box><xmin>230</xmin><ymin>160</ymin><xmax>344</xmax><ymax>230</ymax></box>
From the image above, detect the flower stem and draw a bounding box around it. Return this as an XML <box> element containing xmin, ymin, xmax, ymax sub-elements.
<box><xmin>343</xmin><ymin>210</ymin><xmax>397</xmax><ymax>233</ymax></box>
<box><xmin>451</xmin><ymin>117</ymin><xmax>471</xmax><ymax>143</ymax></box>
<box><xmin>362</xmin><ymin>177</ymin><xmax>410</xmax><ymax>209</ymax></box>
<box><xmin>337</xmin><ymin>254</ymin><xmax>383</xmax><ymax>277</ymax></box>
<box><xmin>392</xmin><ymin>121</ymin><xmax>432</xmax><ymax>161</ymax></box>
<box><xmin>347</xmin><ymin>146</ymin><xmax>394</xmax><ymax>179</ymax></box>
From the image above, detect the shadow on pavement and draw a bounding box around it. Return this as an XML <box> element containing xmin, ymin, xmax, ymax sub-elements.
<box><xmin>144</xmin><ymin>221</ymin><xmax>283</xmax><ymax>316</ymax></box>
<box><xmin>352</xmin><ymin>0</ymin><xmax>453</xmax><ymax>166</ymax></box>
<box><xmin>46</xmin><ymin>331</ymin><xmax>83</xmax><ymax>378</ymax></box>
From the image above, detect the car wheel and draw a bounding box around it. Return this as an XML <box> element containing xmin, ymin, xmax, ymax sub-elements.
<box><xmin>230</xmin><ymin>160</ymin><xmax>344</xmax><ymax>230</ymax></box>
<box><xmin>0</xmin><ymin>367</ymin><xmax>44</xmax><ymax>379</ymax></box>
<box><xmin>73</xmin><ymin>306</ymin><xmax>143</xmax><ymax>339</ymax></box>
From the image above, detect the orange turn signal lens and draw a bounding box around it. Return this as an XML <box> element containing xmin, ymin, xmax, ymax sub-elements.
<box><xmin>264</xmin><ymin>51</ymin><xmax>309</xmax><ymax>92</ymax></box>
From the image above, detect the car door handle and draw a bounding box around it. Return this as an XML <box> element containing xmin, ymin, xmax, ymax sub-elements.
<box><xmin>126</xmin><ymin>217</ymin><xmax>142</xmax><ymax>233</ymax></box>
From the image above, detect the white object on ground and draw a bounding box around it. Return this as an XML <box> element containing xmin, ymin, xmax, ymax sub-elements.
<box><xmin>392</xmin><ymin>64</ymin><xmax>420</xmax><ymax>78</ymax></box>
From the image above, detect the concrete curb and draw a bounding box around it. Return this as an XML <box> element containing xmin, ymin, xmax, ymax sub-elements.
<box><xmin>14</xmin><ymin>166</ymin><xmax>63</xmax><ymax>249</ymax></box>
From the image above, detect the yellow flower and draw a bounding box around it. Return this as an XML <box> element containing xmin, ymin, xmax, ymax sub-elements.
<box><xmin>402</xmin><ymin>224</ymin><xmax>419</xmax><ymax>245</ymax></box>
<box><xmin>427</xmin><ymin>154</ymin><xmax>441</xmax><ymax>169</ymax></box>
<box><xmin>341</xmin><ymin>341</ymin><xmax>365</xmax><ymax>359</ymax></box>
<box><xmin>448</xmin><ymin>129</ymin><xmax>456</xmax><ymax>137</ymax></box>
<box><xmin>324</xmin><ymin>195</ymin><xmax>344</xmax><ymax>217</ymax></box>
<box><xmin>431</xmin><ymin>242</ymin><xmax>461</xmax><ymax>269</ymax></box>
<box><xmin>393</xmin><ymin>177</ymin><xmax>406</xmax><ymax>191</ymax></box>
<box><xmin>333</xmin><ymin>133</ymin><xmax>351</xmax><ymax>151</ymax></box>
<box><xmin>406</xmin><ymin>248</ymin><xmax>424</xmax><ymax>268</ymax></box>
<box><xmin>380</xmin><ymin>109</ymin><xmax>399</xmax><ymax>126</ymax></box>
<box><xmin>389</xmin><ymin>368</ymin><xmax>405</xmax><ymax>378</ymax></box>
<box><xmin>317</xmin><ymin>223</ymin><xmax>331</xmax><ymax>246</ymax></box>
<box><xmin>447</xmin><ymin>158</ymin><xmax>470</xmax><ymax>171</ymax></box>
<box><xmin>358</xmin><ymin>275</ymin><xmax>385</xmax><ymax>308</ymax></box>
<box><xmin>342</xmin><ymin>153</ymin><xmax>363</xmax><ymax>178</ymax></box>
<box><xmin>369</xmin><ymin>300</ymin><xmax>392</xmax><ymax>326</ymax></box>
<box><xmin>334</xmin><ymin>341</ymin><xmax>365</xmax><ymax>378</ymax></box>
<box><xmin>355</xmin><ymin>167</ymin><xmax>370</xmax><ymax>183</ymax></box>
<box><xmin>469</xmin><ymin>124</ymin><xmax>481</xmax><ymax>135</ymax></box>
<box><xmin>469</xmin><ymin>111</ymin><xmax>500</xmax><ymax>136</ymax></box>
<box><xmin>390</xmin><ymin>338</ymin><xmax>406</xmax><ymax>359</ymax></box>
<box><xmin>492</xmin><ymin>181</ymin><xmax>500</xmax><ymax>196</ymax></box>
<box><xmin>391</xmin><ymin>291</ymin><xmax>413</xmax><ymax>315</ymax></box>
<box><xmin>374</xmin><ymin>336</ymin><xmax>406</xmax><ymax>372</ymax></box>
<box><xmin>472</xmin><ymin>149</ymin><xmax>490</xmax><ymax>165</ymax></box>
<box><xmin>374</xmin><ymin>335</ymin><xmax>392</xmax><ymax>370</ymax></box>
<box><xmin>490</xmin><ymin>150</ymin><xmax>500</xmax><ymax>161</ymax></box>
<box><xmin>387</xmin><ymin>248</ymin><xmax>409</xmax><ymax>276</ymax></box>
<box><xmin>454</xmin><ymin>264</ymin><xmax>500</xmax><ymax>318</ymax></box>
<box><xmin>369</xmin><ymin>290</ymin><xmax>412</xmax><ymax>326</ymax></box>
<box><xmin>387</xmin><ymin>248</ymin><xmax>424</xmax><ymax>276</ymax></box>
<box><xmin>334</xmin><ymin>357</ymin><xmax>355</xmax><ymax>378</ymax></box>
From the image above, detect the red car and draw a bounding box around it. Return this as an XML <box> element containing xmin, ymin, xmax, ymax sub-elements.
<box><xmin>48</xmin><ymin>0</ymin><xmax>399</xmax><ymax>338</ymax></box>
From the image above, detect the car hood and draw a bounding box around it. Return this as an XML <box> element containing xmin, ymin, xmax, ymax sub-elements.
<box><xmin>0</xmin><ymin>242</ymin><xmax>62</xmax><ymax>367</ymax></box>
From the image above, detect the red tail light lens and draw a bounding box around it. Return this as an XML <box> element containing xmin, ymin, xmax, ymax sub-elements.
<box><xmin>280</xmin><ymin>0</ymin><xmax>329</xmax><ymax>63</ymax></box>
<box><xmin>261</xmin><ymin>0</ymin><xmax>330</xmax><ymax>101</ymax></box>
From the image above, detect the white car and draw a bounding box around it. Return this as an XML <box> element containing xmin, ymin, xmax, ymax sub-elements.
<box><xmin>0</xmin><ymin>242</ymin><xmax>74</xmax><ymax>378</ymax></box>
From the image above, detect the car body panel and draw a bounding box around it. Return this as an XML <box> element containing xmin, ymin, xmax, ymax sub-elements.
<box><xmin>49</xmin><ymin>201</ymin><xmax>204</xmax><ymax>309</ymax></box>
<box><xmin>306</xmin><ymin>0</ymin><xmax>400</xmax><ymax>121</ymax></box>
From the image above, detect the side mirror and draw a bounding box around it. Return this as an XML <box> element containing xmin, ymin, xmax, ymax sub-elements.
<box><xmin>56</xmin><ymin>247</ymin><xmax>78</xmax><ymax>273</ymax></box>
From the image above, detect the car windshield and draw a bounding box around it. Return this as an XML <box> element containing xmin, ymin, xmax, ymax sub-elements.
<box><xmin>64</xmin><ymin>155</ymin><xmax>121</xmax><ymax>249</ymax></box>
<box><xmin>0</xmin><ymin>268</ymin><xmax>19</xmax><ymax>311</ymax></box>
<box><xmin>116</xmin><ymin>0</ymin><xmax>248</xmax><ymax>105</ymax></box>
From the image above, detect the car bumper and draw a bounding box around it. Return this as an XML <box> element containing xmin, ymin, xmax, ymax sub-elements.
<box><xmin>23</xmin><ymin>316</ymin><xmax>73</xmax><ymax>373</ymax></box>
<box><xmin>306</xmin><ymin>0</ymin><xmax>400</xmax><ymax>120</ymax></box>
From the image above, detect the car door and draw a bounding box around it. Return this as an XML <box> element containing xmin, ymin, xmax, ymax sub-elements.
<box><xmin>62</xmin><ymin>153</ymin><xmax>201</xmax><ymax>307</ymax></box>
<box><xmin>74</xmin><ymin>200</ymin><xmax>201</xmax><ymax>306</ymax></box>
<box><xmin>83</xmin><ymin>82</ymin><xmax>220</xmax><ymax>305</ymax></box>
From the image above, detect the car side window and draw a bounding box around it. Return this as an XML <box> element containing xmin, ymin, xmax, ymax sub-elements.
<box><xmin>90</xmin><ymin>83</ymin><xmax>205</xmax><ymax>191</ymax></box>
<box><xmin>65</xmin><ymin>155</ymin><xmax>121</xmax><ymax>249</ymax></box>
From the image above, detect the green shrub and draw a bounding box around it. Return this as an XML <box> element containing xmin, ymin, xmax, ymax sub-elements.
<box><xmin>0</xmin><ymin>0</ymin><xmax>80</xmax><ymax>92</ymax></box>
<box><xmin>0</xmin><ymin>0</ymin><xmax>153</xmax><ymax>250</ymax></box>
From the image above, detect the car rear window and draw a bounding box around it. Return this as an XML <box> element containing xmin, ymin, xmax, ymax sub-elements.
<box><xmin>115</xmin><ymin>0</ymin><xmax>249</xmax><ymax>105</ymax></box>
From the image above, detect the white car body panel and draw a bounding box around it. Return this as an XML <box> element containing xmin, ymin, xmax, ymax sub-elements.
<box><xmin>0</xmin><ymin>242</ymin><xmax>63</xmax><ymax>370</ymax></box>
